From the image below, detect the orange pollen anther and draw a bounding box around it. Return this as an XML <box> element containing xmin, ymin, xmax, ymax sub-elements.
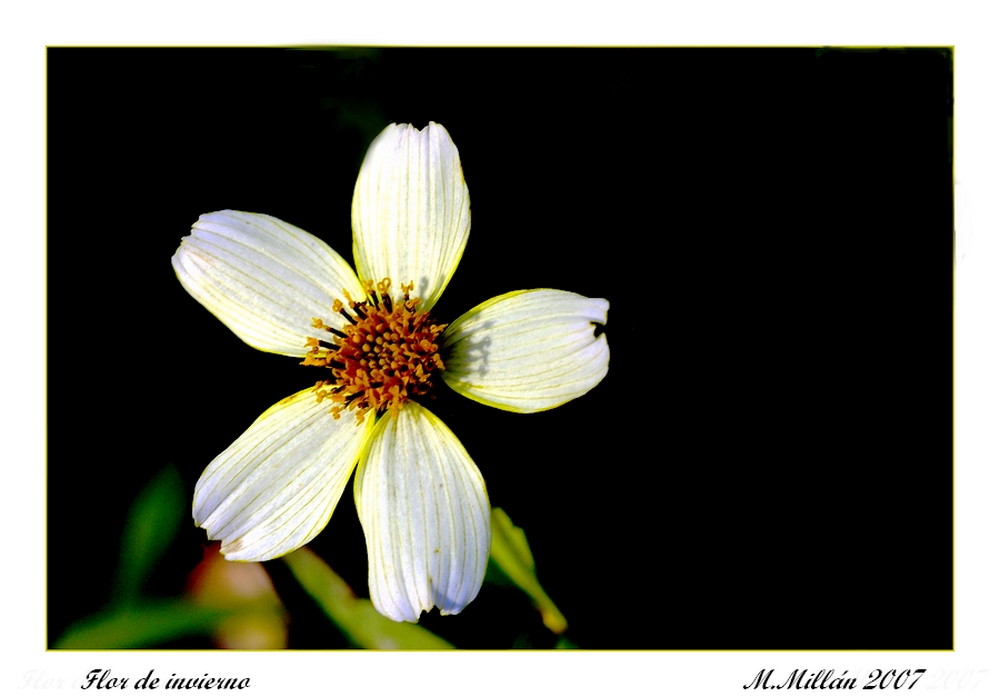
<box><xmin>302</xmin><ymin>278</ymin><xmax>447</xmax><ymax>423</ymax></box>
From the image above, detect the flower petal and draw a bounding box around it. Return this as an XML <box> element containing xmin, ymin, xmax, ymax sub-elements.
<box><xmin>351</xmin><ymin>122</ymin><xmax>471</xmax><ymax>312</ymax></box>
<box><xmin>441</xmin><ymin>289</ymin><xmax>610</xmax><ymax>412</ymax></box>
<box><xmin>354</xmin><ymin>403</ymin><xmax>490</xmax><ymax>622</ymax></box>
<box><xmin>172</xmin><ymin>210</ymin><xmax>366</xmax><ymax>356</ymax></box>
<box><xmin>194</xmin><ymin>388</ymin><xmax>374</xmax><ymax>562</ymax></box>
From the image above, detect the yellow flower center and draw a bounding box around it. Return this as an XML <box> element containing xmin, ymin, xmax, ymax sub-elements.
<box><xmin>303</xmin><ymin>278</ymin><xmax>447</xmax><ymax>423</ymax></box>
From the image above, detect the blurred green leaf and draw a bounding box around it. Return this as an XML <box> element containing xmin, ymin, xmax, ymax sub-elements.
<box><xmin>113</xmin><ymin>465</ymin><xmax>185</xmax><ymax>606</ymax></box>
<box><xmin>54</xmin><ymin>599</ymin><xmax>235</xmax><ymax>649</ymax></box>
<box><xmin>283</xmin><ymin>547</ymin><xmax>453</xmax><ymax>649</ymax></box>
<box><xmin>489</xmin><ymin>507</ymin><xmax>568</xmax><ymax>634</ymax></box>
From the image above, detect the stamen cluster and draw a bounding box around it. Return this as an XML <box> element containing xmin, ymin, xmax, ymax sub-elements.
<box><xmin>303</xmin><ymin>278</ymin><xmax>446</xmax><ymax>423</ymax></box>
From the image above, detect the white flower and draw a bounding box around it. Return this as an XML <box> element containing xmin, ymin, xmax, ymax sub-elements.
<box><xmin>172</xmin><ymin>122</ymin><xmax>610</xmax><ymax>622</ymax></box>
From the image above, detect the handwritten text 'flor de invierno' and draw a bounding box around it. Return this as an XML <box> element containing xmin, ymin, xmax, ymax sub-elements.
<box><xmin>83</xmin><ymin>669</ymin><xmax>250</xmax><ymax>690</ymax></box>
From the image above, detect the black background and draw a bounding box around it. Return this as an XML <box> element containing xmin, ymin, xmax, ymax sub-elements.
<box><xmin>47</xmin><ymin>47</ymin><xmax>953</xmax><ymax>649</ymax></box>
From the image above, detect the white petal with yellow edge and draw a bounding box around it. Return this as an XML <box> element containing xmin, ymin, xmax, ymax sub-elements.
<box><xmin>441</xmin><ymin>289</ymin><xmax>610</xmax><ymax>412</ymax></box>
<box><xmin>351</xmin><ymin>123</ymin><xmax>470</xmax><ymax>312</ymax></box>
<box><xmin>354</xmin><ymin>402</ymin><xmax>490</xmax><ymax>622</ymax></box>
<box><xmin>194</xmin><ymin>388</ymin><xmax>373</xmax><ymax>562</ymax></box>
<box><xmin>172</xmin><ymin>210</ymin><xmax>366</xmax><ymax>356</ymax></box>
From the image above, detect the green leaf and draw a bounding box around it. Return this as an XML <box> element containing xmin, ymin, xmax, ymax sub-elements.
<box><xmin>489</xmin><ymin>508</ymin><xmax>568</xmax><ymax>634</ymax></box>
<box><xmin>283</xmin><ymin>547</ymin><xmax>454</xmax><ymax>649</ymax></box>
<box><xmin>113</xmin><ymin>465</ymin><xmax>185</xmax><ymax>606</ymax></box>
<box><xmin>54</xmin><ymin>599</ymin><xmax>235</xmax><ymax>649</ymax></box>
